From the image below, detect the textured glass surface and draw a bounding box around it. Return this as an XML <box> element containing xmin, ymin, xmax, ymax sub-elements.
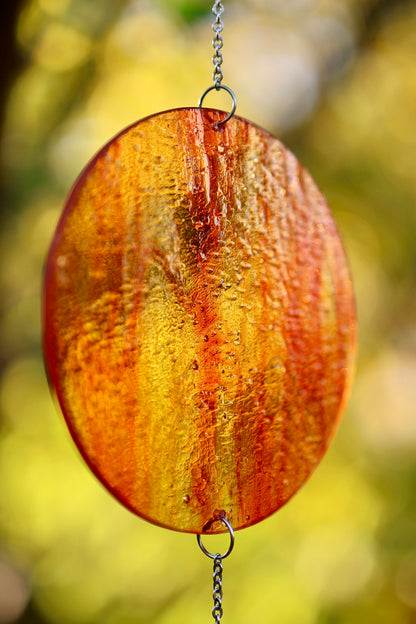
<box><xmin>43</xmin><ymin>108</ymin><xmax>356</xmax><ymax>534</ymax></box>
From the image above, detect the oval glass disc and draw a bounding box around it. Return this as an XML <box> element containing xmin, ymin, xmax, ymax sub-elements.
<box><xmin>43</xmin><ymin>108</ymin><xmax>356</xmax><ymax>534</ymax></box>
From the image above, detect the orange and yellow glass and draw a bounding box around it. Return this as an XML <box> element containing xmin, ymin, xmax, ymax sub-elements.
<box><xmin>43</xmin><ymin>108</ymin><xmax>356</xmax><ymax>533</ymax></box>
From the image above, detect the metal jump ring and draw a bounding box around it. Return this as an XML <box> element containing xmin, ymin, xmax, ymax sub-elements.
<box><xmin>198</xmin><ymin>84</ymin><xmax>237</xmax><ymax>125</ymax></box>
<box><xmin>197</xmin><ymin>517</ymin><xmax>235</xmax><ymax>560</ymax></box>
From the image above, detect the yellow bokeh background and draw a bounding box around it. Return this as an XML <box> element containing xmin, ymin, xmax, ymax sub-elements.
<box><xmin>1</xmin><ymin>1</ymin><xmax>416</xmax><ymax>623</ymax></box>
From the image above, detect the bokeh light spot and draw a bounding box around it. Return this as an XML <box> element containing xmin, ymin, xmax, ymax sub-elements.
<box><xmin>33</xmin><ymin>22</ymin><xmax>92</xmax><ymax>72</ymax></box>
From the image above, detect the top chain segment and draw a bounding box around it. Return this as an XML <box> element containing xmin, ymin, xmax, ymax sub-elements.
<box><xmin>198</xmin><ymin>1</ymin><xmax>236</xmax><ymax>124</ymax></box>
<box><xmin>212</xmin><ymin>1</ymin><xmax>225</xmax><ymax>87</ymax></box>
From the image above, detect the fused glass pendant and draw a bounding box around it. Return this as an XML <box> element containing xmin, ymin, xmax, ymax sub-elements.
<box><xmin>43</xmin><ymin>108</ymin><xmax>356</xmax><ymax>534</ymax></box>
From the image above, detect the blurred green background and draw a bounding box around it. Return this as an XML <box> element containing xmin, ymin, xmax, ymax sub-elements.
<box><xmin>1</xmin><ymin>0</ymin><xmax>416</xmax><ymax>623</ymax></box>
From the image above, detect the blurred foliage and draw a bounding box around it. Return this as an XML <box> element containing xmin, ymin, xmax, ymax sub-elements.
<box><xmin>157</xmin><ymin>0</ymin><xmax>212</xmax><ymax>22</ymax></box>
<box><xmin>1</xmin><ymin>1</ymin><xmax>416</xmax><ymax>623</ymax></box>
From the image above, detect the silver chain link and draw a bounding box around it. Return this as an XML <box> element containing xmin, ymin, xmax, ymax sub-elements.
<box><xmin>212</xmin><ymin>555</ymin><xmax>224</xmax><ymax>624</ymax></box>
<box><xmin>197</xmin><ymin>517</ymin><xmax>235</xmax><ymax>624</ymax></box>
<box><xmin>198</xmin><ymin>1</ymin><xmax>237</xmax><ymax>123</ymax></box>
<box><xmin>212</xmin><ymin>1</ymin><xmax>225</xmax><ymax>87</ymax></box>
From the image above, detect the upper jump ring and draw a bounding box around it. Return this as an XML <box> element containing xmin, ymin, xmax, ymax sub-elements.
<box><xmin>197</xmin><ymin>517</ymin><xmax>235</xmax><ymax>560</ymax></box>
<box><xmin>198</xmin><ymin>84</ymin><xmax>237</xmax><ymax>125</ymax></box>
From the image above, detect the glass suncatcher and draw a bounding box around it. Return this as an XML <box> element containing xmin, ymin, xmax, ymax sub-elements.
<box><xmin>43</xmin><ymin>2</ymin><xmax>356</xmax><ymax>621</ymax></box>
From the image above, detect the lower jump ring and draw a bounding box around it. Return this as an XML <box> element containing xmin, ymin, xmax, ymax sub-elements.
<box><xmin>197</xmin><ymin>517</ymin><xmax>235</xmax><ymax>560</ymax></box>
<box><xmin>198</xmin><ymin>84</ymin><xmax>237</xmax><ymax>125</ymax></box>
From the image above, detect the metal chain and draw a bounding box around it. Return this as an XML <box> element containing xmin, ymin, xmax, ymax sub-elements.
<box><xmin>198</xmin><ymin>1</ymin><xmax>237</xmax><ymax>124</ymax></box>
<box><xmin>212</xmin><ymin>556</ymin><xmax>224</xmax><ymax>624</ymax></box>
<box><xmin>197</xmin><ymin>517</ymin><xmax>234</xmax><ymax>624</ymax></box>
<box><xmin>212</xmin><ymin>1</ymin><xmax>225</xmax><ymax>87</ymax></box>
